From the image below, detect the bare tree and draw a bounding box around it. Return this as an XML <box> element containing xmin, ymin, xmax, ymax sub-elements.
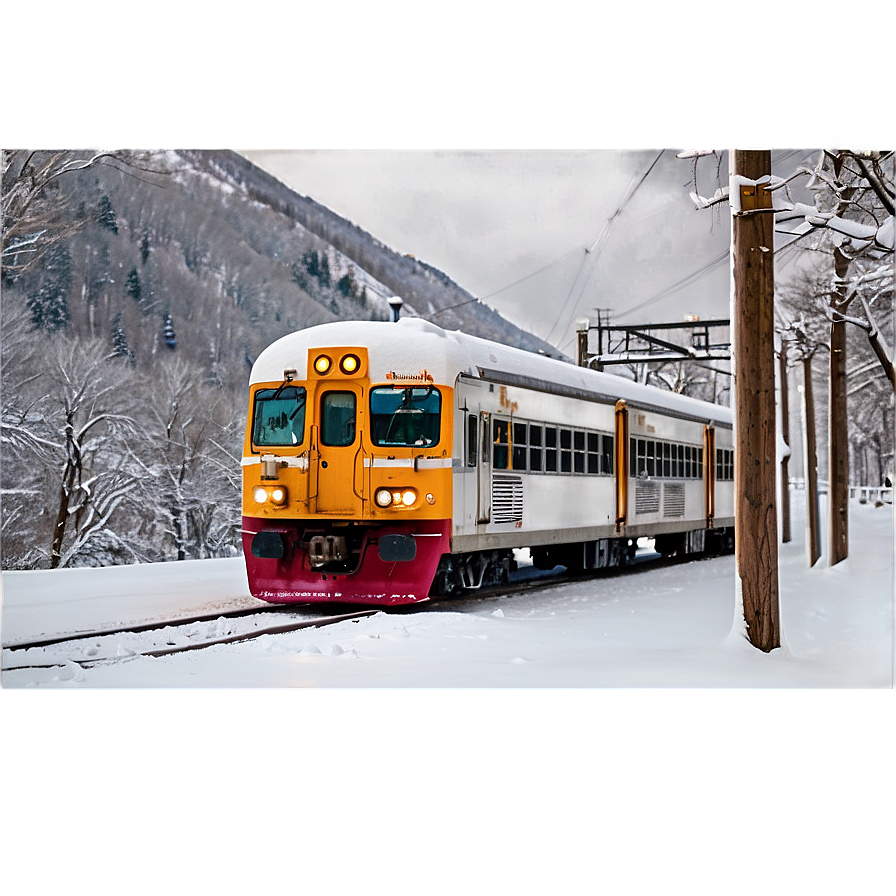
<box><xmin>44</xmin><ymin>337</ymin><xmax>141</xmax><ymax>567</ymax></box>
<box><xmin>128</xmin><ymin>356</ymin><xmax>242</xmax><ymax>561</ymax></box>
<box><xmin>1</xmin><ymin>151</ymin><xmax>147</xmax><ymax>280</ymax></box>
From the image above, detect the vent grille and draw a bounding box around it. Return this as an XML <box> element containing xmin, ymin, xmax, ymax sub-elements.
<box><xmin>635</xmin><ymin>481</ymin><xmax>660</xmax><ymax>515</ymax></box>
<box><xmin>492</xmin><ymin>474</ymin><xmax>523</xmax><ymax>523</ymax></box>
<box><xmin>663</xmin><ymin>483</ymin><xmax>686</xmax><ymax>517</ymax></box>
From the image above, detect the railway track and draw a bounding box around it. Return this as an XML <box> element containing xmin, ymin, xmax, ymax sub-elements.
<box><xmin>1</xmin><ymin>605</ymin><xmax>379</xmax><ymax>673</ymax></box>
<box><xmin>2</xmin><ymin>548</ymin><xmax>719</xmax><ymax>674</ymax></box>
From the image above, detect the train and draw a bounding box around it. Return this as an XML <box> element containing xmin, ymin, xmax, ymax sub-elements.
<box><xmin>241</xmin><ymin>318</ymin><xmax>734</xmax><ymax>606</ymax></box>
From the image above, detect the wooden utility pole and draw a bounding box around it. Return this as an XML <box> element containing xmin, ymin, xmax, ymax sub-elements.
<box><xmin>826</xmin><ymin>152</ymin><xmax>858</xmax><ymax>566</ymax></box>
<box><xmin>828</xmin><ymin>242</ymin><xmax>852</xmax><ymax>565</ymax></box>
<box><xmin>802</xmin><ymin>355</ymin><xmax>823</xmax><ymax>567</ymax></box>
<box><xmin>731</xmin><ymin>150</ymin><xmax>780</xmax><ymax>652</ymax></box>
<box><xmin>779</xmin><ymin>345</ymin><xmax>792</xmax><ymax>543</ymax></box>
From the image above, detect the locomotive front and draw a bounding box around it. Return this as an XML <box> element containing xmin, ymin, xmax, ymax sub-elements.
<box><xmin>241</xmin><ymin>322</ymin><xmax>455</xmax><ymax>605</ymax></box>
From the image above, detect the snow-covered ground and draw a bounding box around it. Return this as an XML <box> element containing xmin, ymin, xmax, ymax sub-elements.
<box><xmin>2</xmin><ymin>491</ymin><xmax>892</xmax><ymax>688</ymax></box>
<box><xmin>2</xmin><ymin>492</ymin><xmax>893</xmax><ymax>893</ymax></box>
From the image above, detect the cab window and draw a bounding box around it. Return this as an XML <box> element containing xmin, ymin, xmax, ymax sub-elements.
<box><xmin>370</xmin><ymin>386</ymin><xmax>441</xmax><ymax>447</ymax></box>
<box><xmin>252</xmin><ymin>386</ymin><xmax>306</xmax><ymax>447</ymax></box>
<box><xmin>321</xmin><ymin>391</ymin><xmax>356</xmax><ymax>446</ymax></box>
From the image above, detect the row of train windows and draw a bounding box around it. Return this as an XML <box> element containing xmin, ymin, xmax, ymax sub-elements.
<box><xmin>716</xmin><ymin>447</ymin><xmax>734</xmax><ymax>481</ymax></box>
<box><xmin>628</xmin><ymin>440</ymin><xmax>735</xmax><ymax>480</ymax></box>
<box><xmin>630</xmin><ymin>437</ymin><xmax>703</xmax><ymax>479</ymax></box>
<box><xmin>467</xmin><ymin>417</ymin><xmax>615</xmax><ymax>475</ymax></box>
<box><xmin>465</xmin><ymin>416</ymin><xmax>734</xmax><ymax>481</ymax></box>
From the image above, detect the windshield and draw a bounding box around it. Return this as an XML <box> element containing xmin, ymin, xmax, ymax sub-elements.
<box><xmin>252</xmin><ymin>385</ymin><xmax>307</xmax><ymax>447</ymax></box>
<box><xmin>370</xmin><ymin>386</ymin><xmax>441</xmax><ymax>447</ymax></box>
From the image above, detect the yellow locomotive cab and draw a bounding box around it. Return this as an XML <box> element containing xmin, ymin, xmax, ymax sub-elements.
<box><xmin>241</xmin><ymin>334</ymin><xmax>456</xmax><ymax>604</ymax></box>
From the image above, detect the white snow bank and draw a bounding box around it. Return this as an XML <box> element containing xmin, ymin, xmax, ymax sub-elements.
<box><xmin>2</xmin><ymin>492</ymin><xmax>891</xmax><ymax>689</ymax></box>
<box><xmin>1</xmin><ymin>557</ymin><xmax>258</xmax><ymax>645</ymax></box>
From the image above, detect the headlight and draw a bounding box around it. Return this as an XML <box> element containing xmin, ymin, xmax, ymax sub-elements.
<box><xmin>374</xmin><ymin>487</ymin><xmax>417</xmax><ymax>508</ymax></box>
<box><xmin>339</xmin><ymin>353</ymin><xmax>361</xmax><ymax>375</ymax></box>
<box><xmin>313</xmin><ymin>354</ymin><xmax>332</xmax><ymax>375</ymax></box>
<box><xmin>253</xmin><ymin>486</ymin><xmax>288</xmax><ymax>506</ymax></box>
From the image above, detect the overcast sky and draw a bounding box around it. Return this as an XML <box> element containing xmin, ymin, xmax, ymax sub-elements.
<box><xmin>240</xmin><ymin>148</ymin><xmax>815</xmax><ymax>354</ymax></box>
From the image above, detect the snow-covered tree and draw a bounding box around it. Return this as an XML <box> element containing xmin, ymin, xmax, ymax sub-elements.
<box><xmin>111</xmin><ymin>312</ymin><xmax>136</xmax><ymax>364</ymax></box>
<box><xmin>44</xmin><ymin>337</ymin><xmax>142</xmax><ymax>567</ymax></box>
<box><xmin>26</xmin><ymin>243</ymin><xmax>72</xmax><ymax>332</ymax></box>
<box><xmin>96</xmin><ymin>194</ymin><xmax>118</xmax><ymax>234</ymax></box>
<box><xmin>128</xmin><ymin>357</ymin><xmax>242</xmax><ymax>561</ymax></box>
<box><xmin>126</xmin><ymin>266</ymin><xmax>142</xmax><ymax>304</ymax></box>
<box><xmin>686</xmin><ymin>149</ymin><xmax>894</xmax><ymax>565</ymax></box>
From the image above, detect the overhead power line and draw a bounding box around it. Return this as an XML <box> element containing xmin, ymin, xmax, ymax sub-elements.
<box><xmin>545</xmin><ymin>150</ymin><xmax>666</xmax><ymax>345</ymax></box>
<box><xmin>615</xmin><ymin>249</ymin><xmax>730</xmax><ymax>322</ymax></box>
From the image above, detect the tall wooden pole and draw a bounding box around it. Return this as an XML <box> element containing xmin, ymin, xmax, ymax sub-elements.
<box><xmin>802</xmin><ymin>355</ymin><xmax>822</xmax><ymax>567</ymax></box>
<box><xmin>779</xmin><ymin>346</ymin><xmax>792</xmax><ymax>543</ymax></box>
<box><xmin>731</xmin><ymin>150</ymin><xmax>780</xmax><ymax>652</ymax></box>
<box><xmin>828</xmin><ymin>243</ymin><xmax>852</xmax><ymax>565</ymax></box>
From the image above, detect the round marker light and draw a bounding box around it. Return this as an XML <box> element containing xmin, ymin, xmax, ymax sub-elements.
<box><xmin>374</xmin><ymin>488</ymin><xmax>393</xmax><ymax>507</ymax></box>
<box><xmin>253</xmin><ymin>486</ymin><xmax>268</xmax><ymax>504</ymax></box>
<box><xmin>313</xmin><ymin>354</ymin><xmax>332</xmax><ymax>375</ymax></box>
<box><xmin>339</xmin><ymin>353</ymin><xmax>360</xmax><ymax>375</ymax></box>
<box><xmin>401</xmin><ymin>489</ymin><xmax>417</xmax><ymax>506</ymax></box>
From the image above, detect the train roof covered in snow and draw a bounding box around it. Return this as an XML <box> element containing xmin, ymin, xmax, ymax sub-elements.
<box><xmin>249</xmin><ymin>318</ymin><xmax>732</xmax><ymax>428</ymax></box>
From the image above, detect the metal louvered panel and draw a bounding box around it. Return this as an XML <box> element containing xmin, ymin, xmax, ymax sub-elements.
<box><xmin>492</xmin><ymin>474</ymin><xmax>523</xmax><ymax>523</ymax></box>
<box><xmin>663</xmin><ymin>482</ymin><xmax>686</xmax><ymax>517</ymax></box>
<box><xmin>635</xmin><ymin>480</ymin><xmax>660</xmax><ymax>515</ymax></box>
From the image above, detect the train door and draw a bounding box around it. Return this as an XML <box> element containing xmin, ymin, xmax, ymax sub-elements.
<box><xmin>477</xmin><ymin>410</ymin><xmax>491</xmax><ymax>523</ymax></box>
<box><xmin>614</xmin><ymin>400</ymin><xmax>629</xmax><ymax>531</ymax></box>
<box><xmin>314</xmin><ymin>386</ymin><xmax>365</xmax><ymax>514</ymax></box>
<box><xmin>703</xmin><ymin>424</ymin><xmax>716</xmax><ymax>527</ymax></box>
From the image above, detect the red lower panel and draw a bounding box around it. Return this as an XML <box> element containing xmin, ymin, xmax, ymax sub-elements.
<box><xmin>241</xmin><ymin>517</ymin><xmax>450</xmax><ymax>606</ymax></box>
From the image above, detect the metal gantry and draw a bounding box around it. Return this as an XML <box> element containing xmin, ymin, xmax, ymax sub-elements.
<box><xmin>575</xmin><ymin>314</ymin><xmax>731</xmax><ymax>370</ymax></box>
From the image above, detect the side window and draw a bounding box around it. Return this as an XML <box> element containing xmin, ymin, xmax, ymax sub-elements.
<box><xmin>634</xmin><ymin>439</ymin><xmax>645</xmax><ymax>476</ymax></box>
<box><xmin>493</xmin><ymin>419</ymin><xmax>509</xmax><ymax>469</ymax></box>
<box><xmin>544</xmin><ymin>427</ymin><xmax>558</xmax><ymax>472</ymax></box>
<box><xmin>321</xmin><ymin>391</ymin><xmax>356</xmax><ymax>446</ymax></box>
<box><xmin>513</xmin><ymin>422</ymin><xmax>528</xmax><ymax>471</ymax></box>
<box><xmin>560</xmin><ymin>428</ymin><xmax>572</xmax><ymax>473</ymax></box>
<box><xmin>466</xmin><ymin>414</ymin><xmax>478</xmax><ymax>467</ymax></box>
<box><xmin>602</xmin><ymin>434</ymin><xmax>614</xmax><ymax>475</ymax></box>
<box><xmin>587</xmin><ymin>432</ymin><xmax>600</xmax><ymax>474</ymax></box>
<box><xmin>573</xmin><ymin>430</ymin><xmax>586</xmax><ymax>474</ymax></box>
<box><xmin>529</xmin><ymin>425</ymin><xmax>543</xmax><ymax>472</ymax></box>
<box><xmin>716</xmin><ymin>447</ymin><xmax>734</xmax><ymax>480</ymax></box>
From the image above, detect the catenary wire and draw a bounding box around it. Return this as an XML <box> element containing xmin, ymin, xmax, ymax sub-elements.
<box><xmin>544</xmin><ymin>150</ymin><xmax>666</xmax><ymax>345</ymax></box>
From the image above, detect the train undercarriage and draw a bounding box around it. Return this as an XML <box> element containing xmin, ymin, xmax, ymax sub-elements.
<box><xmin>244</xmin><ymin>515</ymin><xmax>735</xmax><ymax>605</ymax></box>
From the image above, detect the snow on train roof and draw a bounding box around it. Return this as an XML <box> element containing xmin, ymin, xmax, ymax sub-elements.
<box><xmin>250</xmin><ymin>318</ymin><xmax>732</xmax><ymax>425</ymax></box>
